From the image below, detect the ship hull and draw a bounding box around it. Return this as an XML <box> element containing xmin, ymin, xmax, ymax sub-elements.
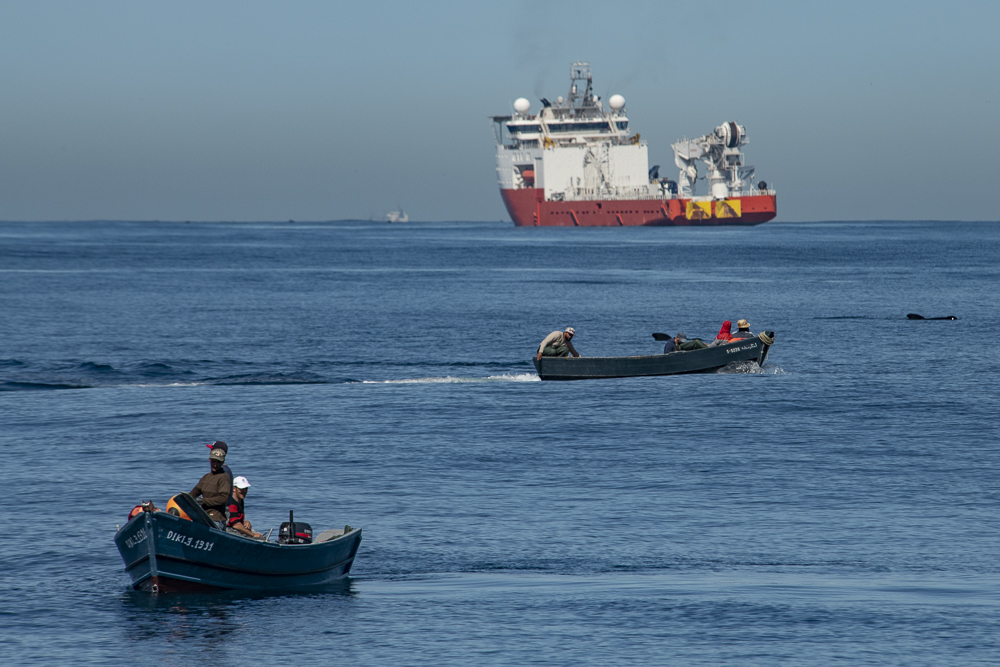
<box><xmin>500</xmin><ymin>188</ymin><xmax>776</xmax><ymax>227</ymax></box>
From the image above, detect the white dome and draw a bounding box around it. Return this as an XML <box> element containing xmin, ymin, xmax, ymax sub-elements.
<box><xmin>608</xmin><ymin>94</ymin><xmax>626</xmax><ymax>111</ymax></box>
<box><xmin>513</xmin><ymin>97</ymin><xmax>531</xmax><ymax>114</ymax></box>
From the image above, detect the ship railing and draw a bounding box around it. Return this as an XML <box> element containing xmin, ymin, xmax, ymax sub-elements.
<box><xmin>560</xmin><ymin>188</ymin><xmax>775</xmax><ymax>202</ymax></box>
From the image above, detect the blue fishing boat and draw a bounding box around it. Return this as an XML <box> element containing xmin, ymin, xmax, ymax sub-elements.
<box><xmin>114</xmin><ymin>493</ymin><xmax>362</xmax><ymax>593</ymax></box>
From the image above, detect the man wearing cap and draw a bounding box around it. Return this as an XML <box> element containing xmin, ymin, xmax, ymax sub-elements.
<box><xmin>207</xmin><ymin>440</ymin><xmax>234</xmax><ymax>488</ymax></box>
<box><xmin>536</xmin><ymin>327</ymin><xmax>581</xmax><ymax>360</ymax></box>
<box><xmin>191</xmin><ymin>448</ymin><xmax>233</xmax><ymax>524</ymax></box>
<box><xmin>227</xmin><ymin>476</ymin><xmax>263</xmax><ymax>539</ymax></box>
<box><xmin>730</xmin><ymin>319</ymin><xmax>754</xmax><ymax>340</ymax></box>
<box><xmin>664</xmin><ymin>332</ymin><xmax>707</xmax><ymax>353</ymax></box>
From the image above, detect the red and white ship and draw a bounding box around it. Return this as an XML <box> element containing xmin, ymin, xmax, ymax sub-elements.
<box><xmin>490</xmin><ymin>63</ymin><xmax>776</xmax><ymax>227</ymax></box>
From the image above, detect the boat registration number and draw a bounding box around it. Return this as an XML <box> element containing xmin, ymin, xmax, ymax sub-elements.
<box><xmin>726</xmin><ymin>344</ymin><xmax>756</xmax><ymax>354</ymax></box>
<box><xmin>166</xmin><ymin>530</ymin><xmax>216</xmax><ymax>551</ymax></box>
<box><xmin>125</xmin><ymin>528</ymin><xmax>148</xmax><ymax>549</ymax></box>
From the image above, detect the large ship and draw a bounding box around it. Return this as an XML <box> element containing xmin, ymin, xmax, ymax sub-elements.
<box><xmin>490</xmin><ymin>63</ymin><xmax>776</xmax><ymax>227</ymax></box>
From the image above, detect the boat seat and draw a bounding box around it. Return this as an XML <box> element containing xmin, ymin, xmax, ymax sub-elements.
<box><xmin>315</xmin><ymin>529</ymin><xmax>346</xmax><ymax>542</ymax></box>
<box><xmin>169</xmin><ymin>492</ymin><xmax>219</xmax><ymax>528</ymax></box>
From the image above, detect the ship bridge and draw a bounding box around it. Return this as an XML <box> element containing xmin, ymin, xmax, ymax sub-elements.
<box><xmin>490</xmin><ymin>63</ymin><xmax>633</xmax><ymax>151</ymax></box>
<box><xmin>491</xmin><ymin>63</ymin><xmax>653</xmax><ymax>200</ymax></box>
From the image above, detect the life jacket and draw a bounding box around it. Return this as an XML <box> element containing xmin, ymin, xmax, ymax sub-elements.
<box><xmin>127</xmin><ymin>505</ymin><xmax>144</xmax><ymax>521</ymax></box>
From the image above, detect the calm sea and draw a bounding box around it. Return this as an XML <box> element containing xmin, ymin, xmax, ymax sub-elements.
<box><xmin>1</xmin><ymin>220</ymin><xmax>999</xmax><ymax>665</ymax></box>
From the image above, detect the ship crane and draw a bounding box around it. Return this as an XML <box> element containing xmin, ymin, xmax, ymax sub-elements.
<box><xmin>671</xmin><ymin>122</ymin><xmax>756</xmax><ymax>199</ymax></box>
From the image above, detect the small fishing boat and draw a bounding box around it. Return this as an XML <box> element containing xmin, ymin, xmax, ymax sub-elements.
<box><xmin>114</xmin><ymin>493</ymin><xmax>362</xmax><ymax>593</ymax></box>
<box><xmin>533</xmin><ymin>332</ymin><xmax>774</xmax><ymax>381</ymax></box>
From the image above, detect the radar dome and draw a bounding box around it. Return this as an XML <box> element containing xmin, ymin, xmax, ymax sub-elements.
<box><xmin>513</xmin><ymin>97</ymin><xmax>531</xmax><ymax>114</ymax></box>
<box><xmin>609</xmin><ymin>94</ymin><xmax>626</xmax><ymax>111</ymax></box>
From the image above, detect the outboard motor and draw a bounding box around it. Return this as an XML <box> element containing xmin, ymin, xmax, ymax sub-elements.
<box><xmin>279</xmin><ymin>510</ymin><xmax>313</xmax><ymax>544</ymax></box>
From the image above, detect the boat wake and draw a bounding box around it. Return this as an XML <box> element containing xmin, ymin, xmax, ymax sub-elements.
<box><xmin>361</xmin><ymin>373</ymin><xmax>540</xmax><ymax>384</ymax></box>
<box><xmin>716</xmin><ymin>361</ymin><xmax>786</xmax><ymax>375</ymax></box>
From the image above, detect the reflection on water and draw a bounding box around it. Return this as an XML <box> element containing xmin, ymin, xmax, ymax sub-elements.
<box><xmin>117</xmin><ymin>580</ymin><xmax>356</xmax><ymax>646</ymax></box>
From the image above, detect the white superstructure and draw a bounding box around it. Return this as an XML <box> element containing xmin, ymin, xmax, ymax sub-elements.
<box><xmin>491</xmin><ymin>63</ymin><xmax>664</xmax><ymax>202</ymax></box>
<box><xmin>491</xmin><ymin>62</ymin><xmax>765</xmax><ymax>202</ymax></box>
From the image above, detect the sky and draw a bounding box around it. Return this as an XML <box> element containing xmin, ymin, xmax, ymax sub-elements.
<box><xmin>1</xmin><ymin>0</ymin><xmax>998</xmax><ymax>222</ymax></box>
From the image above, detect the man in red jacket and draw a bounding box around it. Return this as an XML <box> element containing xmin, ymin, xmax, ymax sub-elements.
<box><xmin>227</xmin><ymin>476</ymin><xmax>263</xmax><ymax>539</ymax></box>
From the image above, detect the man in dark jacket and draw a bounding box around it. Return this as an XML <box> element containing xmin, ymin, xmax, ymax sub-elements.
<box><xmin>206</xmin><ymin>440</ymin><xmax>234</xmax><ymax>486</ymax></box>
<box><xmin>730</xmin><ymin>319</ymin><xmax>754</xmax><ymax>340</ymax></box>
<box><xmin>191</xmin><ymin>448</ymin><xmax>232</xmax><ymax>524</ymax></box>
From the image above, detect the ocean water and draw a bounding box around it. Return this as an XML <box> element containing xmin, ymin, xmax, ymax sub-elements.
<box><xmin>1</xmin><ymin>219</ymin><xmax>999</xmax><ymax>666</ymax></box>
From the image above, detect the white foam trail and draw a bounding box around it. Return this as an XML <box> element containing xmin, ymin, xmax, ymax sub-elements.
<box><xmin>486</xmin><ymin>372</ymin><xmax>541</xmax><ymax>382</ymax></box>
<box><xmin>362</xmin><ymin>373</ymin><xmax>540</xmax><ymax>384</ymax></box>
<box><xmin>124</xmin><ymin>382</ymin><xmax>211</xmax><ymax>387</ymax></box>
<box><xmin>716</xmin><ymin>361</ymin><xmax>787</xmax><ymax>375</ymax></box>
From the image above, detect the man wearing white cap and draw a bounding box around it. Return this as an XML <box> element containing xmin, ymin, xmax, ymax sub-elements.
<box><xmin>536</xmin><ymin>327</ymin><xmax>581</xmax><ymax>360</ymax></box>
<box><xmin>227</xmin><ymin>476</ymin><xmax>263</xmax><ymax>539</ymax></box>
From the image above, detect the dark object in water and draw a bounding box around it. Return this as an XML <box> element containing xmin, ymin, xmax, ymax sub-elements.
<box><xmin>533</xmin><ymin>332</ymin><xmax>774</xmax><ymax>381</ymax></box>
<box><xmin>114</xmin><ymin>493</ymin><xmax>361</xmax><ymax>593</ymax></box>
<box><xmin>652</xmin><ymin>332</ymin><xmax>671</xmax><ymax>341</ymax></box>
<box><xmin>907</xmin><ymin>313</ymin><xmax>957</xmax><ymax>320</ymax></box>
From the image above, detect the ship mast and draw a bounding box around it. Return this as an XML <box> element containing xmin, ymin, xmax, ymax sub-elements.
<box><xmin>566</xmin><ymin>62</ymin><xmax>594</xmax><ymax>111</ymax></box>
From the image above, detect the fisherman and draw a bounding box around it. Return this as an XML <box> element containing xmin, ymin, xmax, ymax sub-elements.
<box><xmin>207</xmin><ymin>440</ymin><xmax>234</xmax><ymax>487</ymax></box>
<box><xmin>707</xmin><ymin>320</ymin><xmax>734</xmax><ymax>347</ymax></box>
<box><xmin>207</xmin><ymin>440</ymin><xmax>235</xmax><ymax>520</ymax></box>
<box><xmin>191</xmin><ymin>448</ymin><xmax>233</xmax><ymax>525</ymax></box>
<box><xmin>536</xmin><ymin>327</ymin><xmax>580</xmax><ymax>360</ymax></box>
<box><xmin>665</xmin><ymin>332</ymin><xmax>707</xmax><ymax>353</ymax></box>
<box><xmin>730</xmin><ymin>319</ymin><xmax>754</xmax><ymax>340</ymax></box>
<box><xmin>227</xmin><ymin>476</ymin><xmax>264</xmax><ymax>539</ymax></box>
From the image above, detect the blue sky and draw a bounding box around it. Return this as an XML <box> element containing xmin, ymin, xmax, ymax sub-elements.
<box><xmin>1</xmin><ymin>1</ymin><xmax>997</xmax><ymax>222</ymax></box>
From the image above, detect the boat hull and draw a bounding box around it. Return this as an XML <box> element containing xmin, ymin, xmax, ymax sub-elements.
<box><xmin>115</xmin><ymin>510</ymin><xmax>362</xmax><ymax>593</ymax></box>
<box><xmin>500</xmin><ymin>188</ymin><xmax>776</xmax><ymax>227</ymax></box>
<box><xmin>533</xmin><ymin>334</ymin><xmax>773</xmax><ymax>380</ymax></box>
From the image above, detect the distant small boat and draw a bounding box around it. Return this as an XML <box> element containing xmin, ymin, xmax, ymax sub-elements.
<box><xmin>386</xmin><ymin>209</ymin><xmax>409</xmax><ymax>223</ymax></box>
<box><xmin>533</xmin><ymin>332</ymin><xmax>774</xmax><ymax>381</ymax></box>
<box><xmin>115</xmin><ymin>493</ymin><xmax>362</xmax><ymax>593</ymax></box>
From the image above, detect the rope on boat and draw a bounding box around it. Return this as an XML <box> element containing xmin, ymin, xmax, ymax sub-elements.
<box><xmin>758</xmin><ymin>332</ymin><xmax>774</xmax><ymax>345</ymax></box>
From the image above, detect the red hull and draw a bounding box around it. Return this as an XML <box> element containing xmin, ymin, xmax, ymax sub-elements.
<box><xmin>138</xmin><ymin>574</ymin><xmax>226</xmax><ymax>594</ymax></box>
<box><xmin>500</xmin><ymin>189</ymin><xmax>776</xmax><ymax>227</ymax></box>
